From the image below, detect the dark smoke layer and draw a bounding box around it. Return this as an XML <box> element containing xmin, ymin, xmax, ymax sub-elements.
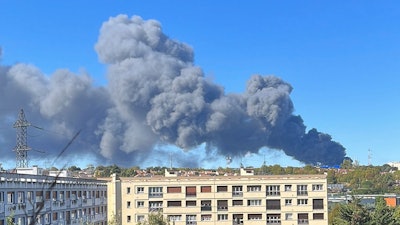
<box><xmin>0</xmin><ymin>15</ymin><xmax>346</xmax><ymax>168</ymax></box>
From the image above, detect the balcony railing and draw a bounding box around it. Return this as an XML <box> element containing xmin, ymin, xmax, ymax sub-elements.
<box><xmin>217</xmin><ymin>206</ymin><xmax>228</xmax><ymax>211</ymax></box>
<box><xmin>298</xmin><ymin>219</ymin><xmax>309</xmax><ymax>224</ymax></box>
<box><xmin>297</xmin><ymin>191</ymin><xmax>308</xmax><ymax>196</ymax></box>
<box><xmin>149</xmin><ymin>193</ymin><xmax>163</xmax><ymax>198</ymax></box>
<box><xmin>232</xmin><ymin>192</ymin><xmax>243</xmax><ymax>197</ymax></box>
<box><xmin>201</xmin><ymin>206</ymin><xmax>212</xmax><ymax>211</ymax></box>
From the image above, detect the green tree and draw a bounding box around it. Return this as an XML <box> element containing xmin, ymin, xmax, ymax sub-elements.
<box><xmin>370</xmin><ymin>197</ymin><xmax>396</xmax><ymax>225</ymax></box>
<box><xmin>108</xmin><ymin>212</ymin><xmax>121</xmax><ymax>225</ymax></box>
<box><xmin>137</xmin><ymin>211</ymin><xmax>169</xmax><ymax>225</ymax></box>
<box><xmin>332</xmin><ymin>197</ymin><xmax>370</xmax><ymax>225</ymax></box>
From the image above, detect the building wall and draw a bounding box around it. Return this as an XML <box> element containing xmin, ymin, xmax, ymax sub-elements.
<box><xmin>108</xmin><ymin>172</ymin><xmax>328</xmax><ymax>225</ymax></box>
<box><xmin>0</xmin><ymin>172</ymin><xmax>108</xmax><ymax>225</ymax></box>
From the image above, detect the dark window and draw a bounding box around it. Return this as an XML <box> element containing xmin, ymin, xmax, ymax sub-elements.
<box><xmin>217</xmin><ymin>186</ymin><xmax>227</xmax><ymax>192</ymax></box>
<box><xmin>298</xmin><ymin>213</ymin><xmax>309</xmax><ymax>224</ymax></box>
<box><xmin>233</xmin><ymin>200</ymin><xmax>243</xmax><ymax>206</ymax></box>
<box><xmin>167</xmin><ymin>187</ymin><xmax>181</xmax><ymax>193</ymax></box>
<box><xmin>248</xmin><ymin>214</ymin><xmax>262</xmax><ymax>220</ymax></box>
<box><xmin>233</xmin><ymin>214</ymin><xmax>243</xmax><ymax>225</ymax></box>
<box><xmin>167</xmin><ymin>201</ymin><xmax>181</xmax><ymax>207</ymax></box>
<box><xmin>217</xmin><ymin>200</ymin><xmax>228</xmax><ymax>211</ymax></box>
<box><xmin>313</xmin><ymin>199</ymin><xmax>324</xmax><ymax>210</ymax></box>
<box><xmin>186</xmin><ymin>201</ymin><xmax>196</xmax><ymax>207</ymax></box>
<box><xmin>201</xmin><ymin>200</ymin><xmax>212</xmax><ymax>211</ymax></box>
<box><xmin>313</xmin><ymin>213</ymin><xmax>324</xmax><ymax>220</ymax></box>
<box><xmin>266</xmin><ymin>200</ymin><xmax>281</xmax><ymax>210</ymax></box>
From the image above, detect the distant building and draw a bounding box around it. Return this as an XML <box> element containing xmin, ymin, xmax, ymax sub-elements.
<box><xmin>0</xmin><ymin>167</ymin><xmax>108</xmax><ymax>225</ymax></box>
<box><xmin>107</xmin><ymin>168</ymin><xmax>329</xmax><ymax>225</ymax></box>
<box><xmin>388</xmin><ymin>162</ymin><xmax>400</xmax><ymax>170</ymax></box>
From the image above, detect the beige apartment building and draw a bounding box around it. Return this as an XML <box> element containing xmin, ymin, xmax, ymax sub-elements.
<box><xmin>107</xmin><ymin>168</ymin><xmax>328</xmax><ymax>225</ymax></box>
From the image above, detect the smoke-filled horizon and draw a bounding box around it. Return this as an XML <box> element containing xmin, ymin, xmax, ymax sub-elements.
<box><xmin>0</xmin><ymin>15</ymin><xmax>346</xmax><ymax>168</ymax></box>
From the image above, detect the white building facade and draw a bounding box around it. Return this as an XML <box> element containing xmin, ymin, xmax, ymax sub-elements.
<box><xmin>0</xmin><ymin>171</ymin><xmax>107</xmax><ymax>225</ymax></box>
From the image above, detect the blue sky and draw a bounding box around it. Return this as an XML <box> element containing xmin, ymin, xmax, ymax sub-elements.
<box><xmin>0</xmin><ymin>1</ymin><xmax>399</xmax><ymax>168</ymax></box>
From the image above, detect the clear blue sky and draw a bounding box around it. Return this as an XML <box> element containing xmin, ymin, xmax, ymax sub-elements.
<box><xmin>0</xmin><ymin>1</ymin><xmax>399</xmax><ymax>168</ymax></box>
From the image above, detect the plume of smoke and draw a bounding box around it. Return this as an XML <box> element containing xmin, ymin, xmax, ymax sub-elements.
<box><xmin>0</xmin><ymin>15</ymin><xmax>346</xmax><ymax>168</ymax></box>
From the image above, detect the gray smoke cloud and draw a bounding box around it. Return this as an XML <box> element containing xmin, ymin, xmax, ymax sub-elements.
<box><xmin>0</xmin><ymin>15</ymin><xmax>346</xmax><ymax>168</ymax></box>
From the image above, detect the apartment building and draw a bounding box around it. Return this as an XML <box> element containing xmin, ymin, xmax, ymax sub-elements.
<box><xmin>108</xmin><ymin>168</ymin><xmax>328</xmax><ymax>225</ymax></box>
<box><xmin>0</xmin><ymin>169</ymin><xmax>108</xmax><ymax>225</ymax></box>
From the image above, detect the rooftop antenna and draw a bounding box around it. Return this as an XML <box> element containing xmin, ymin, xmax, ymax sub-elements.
<box><xmin>169</xmin><ymin>152</ymin><xmax>173</xmax><ymax>170</ymax></box>
<box><xmin>13</xmin><ymin>109</ymin><xmax>31</xmax><ymax>168</ymax></box>
<box><xmin>226</xmin><ymin>156</ymin><xmax>232</xmax><ymax>168</ymax></box>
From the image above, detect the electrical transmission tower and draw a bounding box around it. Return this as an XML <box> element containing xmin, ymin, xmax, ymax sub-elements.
<box><xmin>13</xmin><ymin>109</ymin><xmax>31</xmax><ymax>168</ymax></box>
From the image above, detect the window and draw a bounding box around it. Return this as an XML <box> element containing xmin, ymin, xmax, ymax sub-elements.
<box><xmin>201</xmin><ymin>186</ymin><xmax>211</xmax><ymax>192</ymax></box>
<box><xmin>186</xmin><ymin>215</ymin><xmax>196</xmax><ymax>224</ymax></box>
<box><xmin>217</xmin><ymin>214</ymin><xmax>228</xmax><ymax>221</ymax></box>
<box><xmin>248</xmin><ymin>214</ymin><xmax>262</xmax><ymax>220</ymax></box>
<box><xmin>27</xmin><ymin>191</ymin><xmax>33</xmax><ymax>201</ymax></box>
<box><xmin>167</xmin><ymin>201</ymin><xmax>181</xmax><ymax>207</ymax></box>
<box><xmin>266</xmin><ymin>214</ymin><xmax>280</xmax><ymax>223</ymax></box>
<box><xmin>137</xmin><ymin>187</ymin><xmax>144</xmax><ymax>193</ymax></box>
<box><xmin>313</xmin><ymin>213</ymin><xmax>324</xmax><ymax>220</ymax></box>
<box><xmin>136</xmin><ymin>201</ymin><xmax>144</xmax><ymax>208</ymax></box>
<box><xmin>285</xmin><ymin>213</ymin><xmax>293</xmax><ymax>220</ymax></box>
<box><xmin>266</xmin><ymin>200</ymin><xmax>280</xmax><ymax>210</ymax></box>
<box><xmin>127</xmin><ymin>216</ymin><xmax>131</xmax><ymax>223</ymax></box>
<box><xmin>186</xmin><ymin>201</ymin><xmax>196</xmax><ymax>207</ymax></box>
<box><xmin>248</xmin><ymin>199</ymin><xmax>262</xmax><ymax>206</ymax></box>
<box><xmin>127</xmin><ymin>187</ymin><xmax>131</xmax><ymax>194</ymax></box>
<box><xmin>201</xmin><ymin>215</ymin><xmax>211</xmax><ymax>221</ymax></box>
<box><xmin>168</xmin><ymin>215</ymin><xmax>182</xmax><ymax>221</ymax></box>
<box><xmin>217</xmin><ymin>186</ymin><xmax>227</xmax><ymax>192</ymax></box>
<box><xmin>247</xmin><ymin>185</ymin><xmax>261</xmax><ymax>192</ymax></box>
<box><xmin>186</xmin><ymin>186</ymin><xmax>196</xmax><ymax>197</ymax></box>
<box><xmin>217</xmin><ymin>200</ymin><xmax>228</xmax><ymax>211</ymax></box>
<box><xmin>297</xmin><ymin>199</ymin><xmax>308</xmax><ymax>205</ymax></box>
<box><xmin>149</xmin><ymin>187</ymin><xmax>163</xmax><ymax>198</ymax></box>
<box><xmin>137</xmin><ymin>215</ymin><xmax>145</xmax><ymax>222</ymax></box>
<box><xmin>266</xmin><ymin>185</ymin><xmax>280</xmax><ymax>196</ymax></box>
<box><xmin>285</xmin><ymin>185</ymin><xmax>292</xmax><ymax>191</ymax></box>
<box><xmin>201</xmin><ymin>200</ymin><xmax>212</xmax><ymax>211</ymax></box>
<box><xmin>298</xmin><ymin>213</ymin><xmax>308</xmax><ymax>224</ymax></box>
<box><xmin>233</xmin><ymin>200</ymin><xmax>243</xmax><ymax>206</ymax></box>
<box><xmin>149</xmin><ymin>201</ymin><xmax>163</xmax><ymax>212</ymax></box>
<box><xmin>312</xmin><ymin>184</ymin><xmax>323</xmax><ymax>191</ymax></box>
<box><xmin>17</xmin><ymin>191</ymin><xmax>24</xmax><ymax>203</ymax></box>
<box><xmin>7</xmin><ymin>192</ymin><xmax>14</xmax><ymax>204</ymax></box>
<box><xmin>233</xmin><ymin>214</ymin><xmax>243</xmax><ymax>224</ymax></box>
<box><xmin>127</xmin><ymin>201</ymin><xmax>131</xmax><ymax>208</ymax></box>
<box><xmin>285</xmin><ymin>199</ymin><xmax>292</xmax><ymax>205</ymax></box>
<box><xmin>232</xmin><ymin>186</ymin><xmax>243</xmax><ymax>196</ymax></box>
<box><xmin>313</xmin><ymin>199</ymin><xmax>324</xmax><ymax>210</ymax></box>
<box><xmin>297</xmin><ymin>185</ymin><xmax>308</xmax><ymax>196</ymax></box>
<box><xmin>167</xmin><ymin>187</ymin><xmax>181</xmax><ymax>193</ymax></box>
<box><xmin>0</xmin><ymin>192</ymin><xmax>4</xmax><ymax>202</ymax></box>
